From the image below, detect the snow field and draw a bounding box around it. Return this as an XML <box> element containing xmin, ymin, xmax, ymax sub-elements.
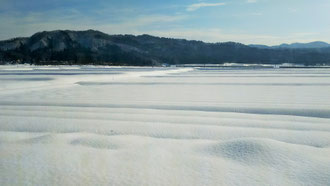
<box><xmin>0</xmin><ymin>66</ymin><xmax>330</xmax><ymax>185</ymax></box>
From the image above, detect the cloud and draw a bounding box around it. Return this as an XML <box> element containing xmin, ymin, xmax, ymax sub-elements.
<box><xmin>246</xmin><ymin>0</ymin><xmax>257</xmax><ymax>3</ymax></box>
<box><xmin>186</xmin><ymin>2</ymin><xmax>226</xmax><ymax>12</ymax></box>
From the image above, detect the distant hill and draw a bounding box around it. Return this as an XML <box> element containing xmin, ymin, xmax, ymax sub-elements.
<box><xmin>1</xmin><ymin>30</ymin><xmax>330</xmax><ymax>66</ymax></box>
<box><xmin>250</xmin><ymin>41</ymin><xmax>330</xmax><ymax>49</ymax></box>
<box><xmin>276</xmin><ymin>41</ymin><xmax>330</xmax><ymax>49</ymax></box>
<box><xmin>248</xmin><ymin>44</ymin><xmax>271</xmax><ymax>49</ymax></box>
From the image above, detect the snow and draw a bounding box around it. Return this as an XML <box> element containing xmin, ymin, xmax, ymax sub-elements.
<box><xmin>0</xmin><ymin>66</ymin><xmax>330</xmax><ymax>186</ymax></box>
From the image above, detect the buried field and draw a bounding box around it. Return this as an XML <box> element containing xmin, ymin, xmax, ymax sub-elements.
<box><xmin>0</xmin><ymin>66</ymin><xmax>330</xmax><ymax>185</ymax></box>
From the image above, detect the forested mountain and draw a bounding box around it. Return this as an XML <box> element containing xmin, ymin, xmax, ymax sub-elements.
<box><xmin>250</xmin><ymin>41</ymin><xmax>330</xmax><ymax>49</ymax></box>
<box><xmin>1</xmin><ymin>30</ymin><xmax>330</xmax><ymax>66</ymax></box>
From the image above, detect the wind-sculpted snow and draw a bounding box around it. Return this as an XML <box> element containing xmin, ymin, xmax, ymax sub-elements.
<box><xmin>0</xmin><ymin>65</ymin><xmax>330</xmax><ymax>186</ymax></box>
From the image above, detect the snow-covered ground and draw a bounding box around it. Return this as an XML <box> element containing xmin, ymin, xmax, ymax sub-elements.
<box><xmin>1</xmin><ymin>65</ymin><xmax>330</xmax><ymax>186</ymax></box>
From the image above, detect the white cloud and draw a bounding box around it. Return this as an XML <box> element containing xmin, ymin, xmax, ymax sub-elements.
<box><xmin>186</xmin><ymin>2</ymin><xmax>226</xmax><ymax>12</ymax></box>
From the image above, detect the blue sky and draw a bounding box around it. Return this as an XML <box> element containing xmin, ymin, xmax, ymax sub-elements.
<box><xmin>1</xmin><ymin>0</ymin><xmax>330</xmax><ymax>45</ymax></box>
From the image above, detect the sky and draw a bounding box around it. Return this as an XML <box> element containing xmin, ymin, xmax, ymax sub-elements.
<box><xmin>0</xmin><ymin>0</ymin><xmax>330</xmax><ymax>45</ymax></box>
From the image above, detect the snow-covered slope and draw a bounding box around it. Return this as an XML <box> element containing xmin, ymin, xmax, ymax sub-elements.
<box><xmin>0</xmin><ymin>66</ymin><xmax>330</xmax><ymax>185</ymax></box>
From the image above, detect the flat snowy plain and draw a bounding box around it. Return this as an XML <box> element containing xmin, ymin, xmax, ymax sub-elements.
<box><xmin>1</xmin><ymin>65</ymin><xmax>330</xmax><ymax>186</ymax></box>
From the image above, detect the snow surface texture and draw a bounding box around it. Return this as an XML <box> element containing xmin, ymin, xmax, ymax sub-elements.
<box><xmin>1</xmin><ymin>65</ymin><xmax>330</xmax><ymax>186</ymax></box>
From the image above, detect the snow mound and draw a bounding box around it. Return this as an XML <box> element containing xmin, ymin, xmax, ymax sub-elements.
<box><xmin>206</xmin><ymin>139</ymin><xmax>273</xmax><ymax>163</ymax></box>
<box><xmin>70</xmin><ymin>136</ymin><xmax>119</xmax><ymax>150</ymax></box>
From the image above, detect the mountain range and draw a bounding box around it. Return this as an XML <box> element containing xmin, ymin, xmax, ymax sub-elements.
<box><xmin>249</xmin><ymin>41</ymin><xmax>330</xmax><ymax>49</ymax></box>
<box><xmin>1</xmin><ymin>30</ymin><xmax>330</xmax><ymax>66</ymax></box>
